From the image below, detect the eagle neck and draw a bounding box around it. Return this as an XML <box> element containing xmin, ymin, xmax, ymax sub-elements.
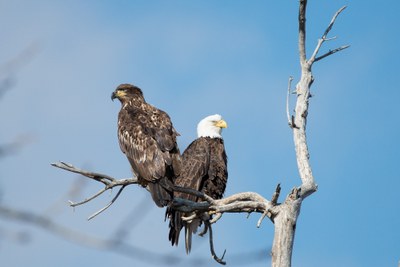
<box><xmin>123</xmin><ymin>99</ymin><xmax>144</xmax><ymax>110</ymax></box>
<box><xmin>199</xmin><ymin>134</ymin><xmax>222</xmax><ymax>139</ymax></box>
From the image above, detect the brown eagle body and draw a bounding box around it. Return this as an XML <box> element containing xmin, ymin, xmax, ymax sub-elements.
<box><xmin>168</xmin><ymin>114</ymin><xmax>228</xmax><ymax>253</ymax></box>
<box><xmin>112</xmin><ymin>84</ymin><xmax>181</xmax><ymax>207</ymax></box>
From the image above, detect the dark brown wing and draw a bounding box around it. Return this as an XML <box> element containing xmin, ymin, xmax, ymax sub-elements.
<box><xmin>174</xmin><ymin>137</ymin><xmax>210</xmax><ymax>200</ymax></box>
<box><xmin>175</xmin><ymin>137</ymin><xmax>227</xmax><ymax>199</ymax></box>
<box><xmin>168</xmin><ymin>137</ymin><xmax>228</xmax><ymax>252</ymax></box>
<box><xmin>118</xmin><ymin>105</ymin><xmax>180</xmax><ymax>181</ymax></box>
<box><xmin>203</xmin><ymin>137</ymin><xmax>228</xmax><ymax>200</ymax></box>
<box><xmin>118</xmin><ymin>103</ymin><xmax>180</xmax><ymax>207</ymax></box>
<box><xmin>168</xmin><ymin>137</ymin><xmax>209</xmax><ymax>249</ymax></box>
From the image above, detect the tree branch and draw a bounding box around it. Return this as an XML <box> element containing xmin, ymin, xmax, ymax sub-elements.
<box><xmin>308</xmin><ymin>6</ymin><xmax>349</xmax><ymax>65</ymax></box>
<box><xmin>52</xmin><ymin>162</ymin><xmax>283</xmax><ymax>229</ymax></box>
<box><xmin>51</xmin><ymin>161</ymin><xmax>135</xmax><ymax>184</ymax></box>
<box><xmin>51</xmin><ymin>162</ymin><xmax>138</xmax><ymax>219</ymax></box>
<box><xmin>87</xmin><ymin>185</ymin><xmax>126</xmax><ymax>220</ymax></box>
<box><xmin>171</xmin><ymin>189</ymin><xmax>279</xmax><ymax>230</ymax></box>
<box><xmin>52</xmin><ymin>160</ymin><xmax>284</xmax><ymax>264</ymax></box>
<box><xmin>298</xmin><ymin>0</ymin><xmax>307</xmax><ymax>65</ymax></box>
<box><xmin>314</xmin><ymin>45</ymin><xmax>350</xmax><ymax>62</ymax></box>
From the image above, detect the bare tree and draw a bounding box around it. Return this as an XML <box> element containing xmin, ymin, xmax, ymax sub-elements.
<box><xmin>52</xmin><ymin>1</ymin><xmax>349</xmax><ymax>266</ymax></box>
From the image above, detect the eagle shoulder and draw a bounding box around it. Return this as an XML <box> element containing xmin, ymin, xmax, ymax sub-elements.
<box><xmin>117</xmin><ymin>104</ymin><xmax>178</xmax><ymax>183</ymax></box>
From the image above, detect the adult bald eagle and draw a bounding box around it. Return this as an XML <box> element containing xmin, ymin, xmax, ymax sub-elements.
<box><xmin>168</xmin><ymin>114</ymin><xmax>228</xmax><ymax>253</ymax></box>
<box><xmin>111</xmin><ymin>84</ymin><xmax>181</xmax><ymax>207</ymax></box>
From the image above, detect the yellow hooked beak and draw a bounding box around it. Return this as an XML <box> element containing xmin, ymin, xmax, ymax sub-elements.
<box><xmin>111</xmin><ymin>90</ymin><xmax>127</xmax><ymax>101</ymax></box>
<box><xmin>214</xmin><ymin>119</ymin><xmax>228</xmax><ymax>129</ymax></box>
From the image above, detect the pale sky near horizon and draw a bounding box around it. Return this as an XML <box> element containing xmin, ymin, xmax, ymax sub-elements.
<box><xmin>1</xmin><ymin>1</ymin><xmax>399</xmax><ymax>267</ymax></box>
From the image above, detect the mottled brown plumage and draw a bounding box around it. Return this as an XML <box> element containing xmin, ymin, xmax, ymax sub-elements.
<box><xmin>112</xmin><ymin>84</ymin><xmax>181</xmax><ymax>207</ymax></box>
<box><xmin>167</xmin><ymin>114</ymin><xmax>228</xmax><ymax>253</ymax></box>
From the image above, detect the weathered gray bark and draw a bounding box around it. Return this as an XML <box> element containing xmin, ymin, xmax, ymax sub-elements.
<box><xmin>270</xmin><ymin>1</ymin><xmax>348</xmax><ymax>266</ymax></box>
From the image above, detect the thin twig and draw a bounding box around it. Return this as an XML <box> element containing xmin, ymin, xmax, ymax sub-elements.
<box><xmin>321</xmin><ymin>6</ymin><xmax>347</xmax><ymax>40</ymax></box>
<box><xmin>51</xmin><ymin>162</ymin><xmax>124</xmax><ymax>184</ymax></box>
<box><xmin>314</xmin><ymin>45</ymin><xmax>350</xmax><ymax>62</ymax></box>
<box><xmin>324</xmin><ymin>36</ymin><xmax>337</xmax><ymax>42</ymax></box>
<box><xmin>257</xmin><ymin>212</ymin><xmax>268</xmax><ymax>228</ymax></box>
<box><xmin>87</xmin><ymin>185</ymin><xmax>126</xmax><ymax>220</ymax></box>
<box><xmin>286</xmin><ymin>76</ymin><xmax>294</xmax><ymax>127</ymax></box>
<box><xmin>271</xmin><ymin>184</ymin><xmax>281</xmax><ymax>205</ymax></box>
<box><xmin>205</xmin><ymin>221</ymin><xmax>226</xmax><ymax>265</ymax></box>
<box><xmin>69</xmin><ymin>187</ymin><xmax>108</xmax><ymax>207</ymax></box>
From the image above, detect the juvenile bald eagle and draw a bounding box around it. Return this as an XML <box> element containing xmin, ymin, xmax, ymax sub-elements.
<box><xmin>111</xmin><ymin>84</ymin><xmax>181</xmax><ymax>207</ymax></box>
<box><xmin>168</xmin><ymin>114</ymin><xmax>228</xmax><ymax>253</ymax></box>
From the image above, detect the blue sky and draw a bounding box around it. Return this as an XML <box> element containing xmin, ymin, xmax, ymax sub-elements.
<box><xmin>1</xmin><ymin>1</ymin><xmax>399</xmax><ymax>266</ymax></box>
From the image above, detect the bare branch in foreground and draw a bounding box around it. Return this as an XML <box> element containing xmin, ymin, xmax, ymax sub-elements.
<box><xmin>0</xmin><ymin>204</ymin><xmax>269</xmax><ymax>266</ymax></box>
<box><xmin>0</xmin><ymin>134</ymin><xmax>36</xmax><ymax>158</ymax></box>
<box><xmin>0</xmin><ymin>42</ymin><xmax>39</xmax><ymax>99</ymax></box>
<box><xmin>0</xmin><ymin>76</ymin><xmax>15</xmax><ymax>99</ymax></box>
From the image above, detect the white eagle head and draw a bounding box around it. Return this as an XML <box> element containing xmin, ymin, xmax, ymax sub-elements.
<box><xmin>197</xmin><ymin>114</ymin><xmax>228</xmax><ymax>138</ymax></box>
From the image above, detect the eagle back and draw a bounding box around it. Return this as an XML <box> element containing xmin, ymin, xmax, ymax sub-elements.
<box><xmin>174</xmin><ymin>137</ymin><xmax>210</xmax><ymax>202</ymax></box>
<box><xmin>174</xmin><ymin>137</ymin><xmax>227</xmax><ymax>201</ymax></box>
<box><xmin>117</xmin><ymin>101</ymin><xmax>180</xmax><ymax>184</ymax></box>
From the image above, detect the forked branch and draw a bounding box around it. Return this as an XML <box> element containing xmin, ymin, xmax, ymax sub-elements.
<box><xmin>52</xmin><ymin>162</ymin><xmax>138</xmax><ymax>220</ymax></box>
<box><xmin>308</xmin><ymin>5</ymin><xmax>349</xmax><ymax>65</ymax></box>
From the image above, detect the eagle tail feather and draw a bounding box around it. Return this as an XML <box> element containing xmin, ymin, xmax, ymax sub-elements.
<box><xmin>185</xmin><ymin>218</ymin><xmax>200</xmax><ymax>254</ymax></box>
<box><xmin>167</xmin><ymin>208</ymin><xmax>182</xmax><ymax>246</ymax></box>
<box><xmin>185</xmin><ymin>225</ymin><xmax>192</xmax><ymax>254</ymax></box>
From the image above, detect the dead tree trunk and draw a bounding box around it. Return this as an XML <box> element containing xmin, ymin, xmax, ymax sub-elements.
<box><xmin>271</xmin><ymin>1</ymin><xmax>348</xmax><ymax>266</ymax></box>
